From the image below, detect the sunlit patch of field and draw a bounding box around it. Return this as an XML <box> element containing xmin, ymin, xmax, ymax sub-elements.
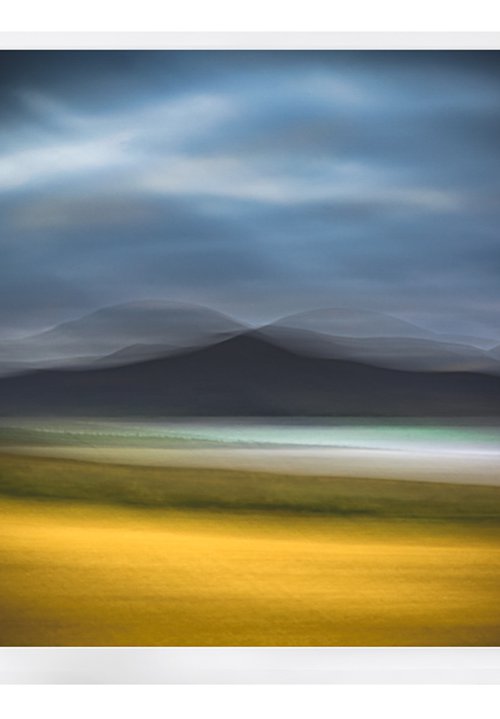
<box><xmin>0</xmin><ymin>452</ymin><xmax>499</xmax><ymax>646</ymax></box>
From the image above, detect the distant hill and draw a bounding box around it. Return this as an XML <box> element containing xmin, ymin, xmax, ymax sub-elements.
<box><xmin>274</xmin><ymin>308</ymin><xmax>498</xmax><ymax>349</ymax></box>
<box><xmin>3</xmin><ymin>302</ymin><xmax>500</xmax><ymax>379</ymax></box>
<box><xmin>0</xmin><ymin>300</ymin><xmax>246</xmax><ymax>374</ymax></box>
<box><xmin>262</xmin><ymin>325</ymin><xmax>500</xmax><ymax>374</ymax></box>
<box><xmin>1</xmin><ymin>331</ymin><xmax>500</xmax><ymax>417</ymax></box>
<box><xmin>262</xmin><ymin>308</ymin><xmax>500</xmax><ymax>374</ymax></box>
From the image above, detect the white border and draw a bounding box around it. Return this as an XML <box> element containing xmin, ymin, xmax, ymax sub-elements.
<box><xmin>1</xmin><ymin>648</ymin><xmax>500</xmax><ymax>684</ymax></box>
<box><xmin>0</xmin><ymin>31</ymin><xmax>499</xmax><ymax>50</ymax></box>
<box><xmin>0</xmin><ymin>34</ymin><xmax>499</xmax><ymax>685</ymax></box>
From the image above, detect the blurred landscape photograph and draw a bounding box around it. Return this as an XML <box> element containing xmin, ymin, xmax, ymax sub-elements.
<box><xmin>0</xmin><ymin>49</ymin><xmax>500</xmax><ymax>646</ymax></box>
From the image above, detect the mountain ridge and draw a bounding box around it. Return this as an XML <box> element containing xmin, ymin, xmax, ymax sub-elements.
<box><xmin>2</xmin><ymin>301</ymin><xmax>500</xmax><ymax>377</ymax></box>
<box><xmin>1</xmin><ymin>330</ymin><xmax>500</xmax><ymax>417</ymax></box>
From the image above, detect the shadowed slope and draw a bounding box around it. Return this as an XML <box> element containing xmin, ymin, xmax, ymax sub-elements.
<box><xmin>1</xmin><ymin>332</ymin><xmax>500</xmax><ymax>416</ymax></box>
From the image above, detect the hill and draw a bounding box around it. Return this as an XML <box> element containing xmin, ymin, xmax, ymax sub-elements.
<box><xmin>1</xmin><ymin>332</ymin><xmax>500</xmax><ymax>417</ymax></box>
<box><xmin>0</xmin><ymin>300</ymin><xmax>246</xmax><ymax>374</ymax></box>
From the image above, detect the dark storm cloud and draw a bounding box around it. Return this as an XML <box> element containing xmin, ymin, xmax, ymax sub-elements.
<box><xmin>0</xmin><ymin>50</ymin><xmax>499</xmax><ymax>339</ymax></box>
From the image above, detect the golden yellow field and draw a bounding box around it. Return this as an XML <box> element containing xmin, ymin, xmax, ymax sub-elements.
<box><xmin>0</xmin><ymin>452</ymin><xmax>499</xmax><ymax>646</ymax></box>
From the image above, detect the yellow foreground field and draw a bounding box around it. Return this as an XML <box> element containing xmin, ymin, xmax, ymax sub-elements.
<box><xmin>0</xmin><ymin>451</ymin><xmax>499</xmax><ymax>645</ymax></box>
<box><xmin>1</xmin><ymin>499</ymin><xmax>500</xmax><ymax>645</ymax></box>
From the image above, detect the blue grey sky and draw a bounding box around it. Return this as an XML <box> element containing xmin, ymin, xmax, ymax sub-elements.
<box><xmin>1</xmin><ymin>51</ymin><xmax>499</xmax><ymax>339</ymax></box>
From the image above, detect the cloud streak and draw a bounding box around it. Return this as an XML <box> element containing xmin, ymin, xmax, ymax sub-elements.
<box><xmin>0</xmin><ymin>50</ymin><xmax>499</xmax><ymax>340</ymax></box>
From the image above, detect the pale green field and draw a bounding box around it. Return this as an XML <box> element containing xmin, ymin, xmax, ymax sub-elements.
<box><xmin>0</xmin><ymin>452</ymin><xmax>499</xmax><ymax>646</ymax></box>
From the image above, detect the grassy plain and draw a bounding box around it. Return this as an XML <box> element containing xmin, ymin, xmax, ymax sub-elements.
<box><xmin>0</xmin><ymin>451</ymin><xmax>499</xmax><ymax>645</ymax></box>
